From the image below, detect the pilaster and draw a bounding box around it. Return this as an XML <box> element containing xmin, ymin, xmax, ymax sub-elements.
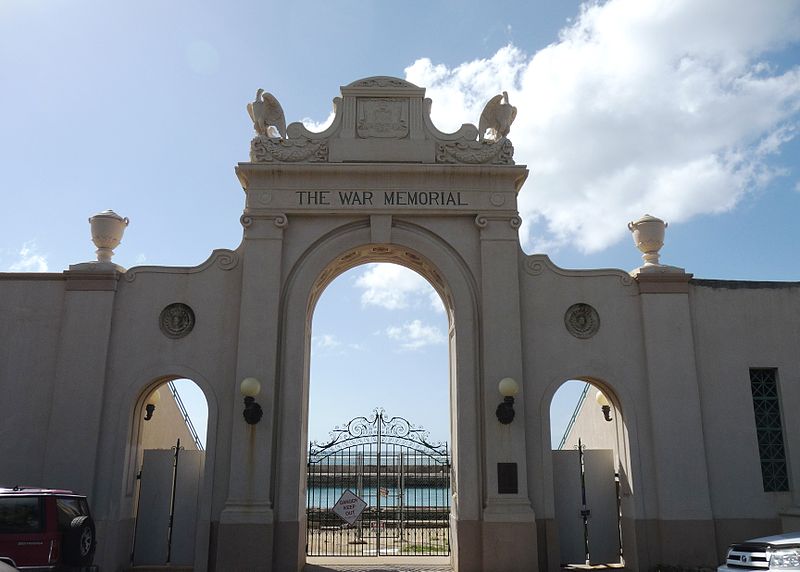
<box><xmin>635</xmin><ymin>270</ymin><xmax>718</xmax><ymax>565</ymax></box>
<box><xmin>43</xmin><ymin>269</ymin><xmax>119</xmax><ymax>495</ymax></box>
<box><xmin>475</xmin><ymin>214</ymin><xmax>538</xmax><ymax>572</ymax></box>
<box><xmin>217</xmin><ymin>212</ymin><xmax>287</xmax><ymax>571</ymax></box>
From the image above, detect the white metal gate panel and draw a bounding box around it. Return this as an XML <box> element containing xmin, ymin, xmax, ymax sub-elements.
<box><xmin>553</xmin><ymin>450</ymin><xmax>585</xmax><ymax>564</ymax></box>
<box><xmin>553</xmin><ymin>448</ymin><xmax>619</xmax><ymax>565</ymax></box>
<box><xmin>170</xmin><ymin>450</ymin><xmax>203</xmax><ymax>565</ymax></box>
<box><xmin>133</xmin><ymin>449</ymin><xmax>203</xmax><ymax>566</ymax></box>
<box><xmin>583</xmin><ymin>449</ymin><xmax>619</xmax><ymax>564</ymax></box>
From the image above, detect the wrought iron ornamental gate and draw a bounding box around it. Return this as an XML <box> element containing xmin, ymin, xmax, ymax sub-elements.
<box><xmin>306</xmin><ymin>409</ymin><xmax>451</xmax><ymax>557</ymax></box>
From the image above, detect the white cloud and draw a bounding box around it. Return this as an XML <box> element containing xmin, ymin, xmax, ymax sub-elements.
<box><xmin>385</xmin><ymin>319</ymin><xmax>446</xmax><ymax>350</ymax></box>
<box><xmin>311</xmin><ymin>334</ymin><xmax>363</xmax><ymax>355</ymax></box>
<box><xmin>355</xmin><ymin>263</ymin><xmax>443</xmax><ymax>312</ymax></box>
<box><xmin>301</xmin><ymin>111</ymin><xmax>336</xmax><ymax>133</ymax></box>
<box><xmin>7</xmin><ymin>241</ymin><xmax>48</xmax><ymax>272</ymax></box>
<box><xmin>313</xmin><ymin>334</ymin><xmax>341</xmax><ymax>350</ymax></box>
<box><xmin>406</xmin><ymin>0</ymin><xmax>800</xmax><ymax>253</ymax></box>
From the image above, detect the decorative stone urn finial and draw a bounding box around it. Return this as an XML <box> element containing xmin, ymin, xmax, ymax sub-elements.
<box><xmin>89</xmin><ymin>209</ymin><xmax>129</xmax><ymax>263</ymax></box>
<box><xmin>627</xmin><ymin>214</ymin><xmax>685</xmax><ymax>276</ymax></box>
<box><xmin>628</xmin><ymin>214</ymin><xmax>667</xmax><ymax>267</ymax></box>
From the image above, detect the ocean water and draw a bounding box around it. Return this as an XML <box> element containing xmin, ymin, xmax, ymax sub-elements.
<box><xmin>307</xmin><ymin>485</ymin><xmax>451</xmax><ymax>509</ymax></box>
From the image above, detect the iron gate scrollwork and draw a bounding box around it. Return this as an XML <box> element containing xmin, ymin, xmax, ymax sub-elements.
<box><xmin>306</xmin><ymin>408</ymin><xmax>451</xmax><ymax>557</ymax></box>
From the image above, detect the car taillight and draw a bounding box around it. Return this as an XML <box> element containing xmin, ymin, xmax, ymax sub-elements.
<box><xmin>48</xmin><ymin>538</ymin><xmax>59</xmax><ymax>564</ymax></box>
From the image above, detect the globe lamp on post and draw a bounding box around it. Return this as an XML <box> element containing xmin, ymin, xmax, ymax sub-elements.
<box><xmin>496</xmin><ymin>377</ymin><xmax>519</xmax><ymax>424</ymax></box>
<box><xmin>241</xmin><ymin>377</ymin><xmax>263</xmax><ymax>425</ymax></box>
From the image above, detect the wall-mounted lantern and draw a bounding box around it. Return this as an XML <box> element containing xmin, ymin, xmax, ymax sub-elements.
<box><xmin>241</xmin><ymin>377</ymin><xmax>263</xmax><ymax>425</ymax></box>
<box><xmin>496</xmin><ymin>377</ymin><xmax>519</xmax><ymax>424</ymax></box>
<box><xmin>596</xmin><ymin>390</ymin><xmax>613</xmax><ymax>422</ymax></box>
<box><xmin>144</xmin><ymin>389</ymin><xmax>161</xmax><ymax>421</ymax></box>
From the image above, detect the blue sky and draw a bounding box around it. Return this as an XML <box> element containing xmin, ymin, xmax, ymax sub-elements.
<box><xmin>2</xmin><ymin>1</ymin><xmax>799</xmax><ymax>448</ymax></box>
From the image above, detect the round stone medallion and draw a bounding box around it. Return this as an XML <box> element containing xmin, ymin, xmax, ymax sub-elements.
<box><xmin>564</xmin><ymin>303</ymin><xmax>600</xmax><ymax>339</ymax></box>
<box><xmin>490</xmin><ymin>193</ymin><xmax>505</xmax><ymax>206</ymax></box>
<box><xmin>159</xmin><ymin>303</ymin><xmax>195</xmax><ymax>339</ymax></box>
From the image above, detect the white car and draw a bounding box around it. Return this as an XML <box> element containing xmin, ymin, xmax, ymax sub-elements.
<box><xmin>719</xmin><ymin>532</ymin><xmax>800</xmax><ymax>570</ymax></box>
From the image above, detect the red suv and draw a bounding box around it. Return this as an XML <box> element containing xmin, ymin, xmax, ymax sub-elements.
<box><xmin>0</xmin><ymin>487</ymin><xmax>96</xmax><ymax>571</ymax></box>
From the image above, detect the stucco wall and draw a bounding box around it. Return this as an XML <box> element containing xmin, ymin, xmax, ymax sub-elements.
<box><xmin>90</xmin><ymin>251</ymin><xmax>243</xmax><ymax>568</ymax></box>
<box><xmin>0</xmin><ymin>251</ymin><xmax>244</xmax><ymax>570</ymax></box>
<box><xmin>690</xmin><ymin>280</ymin><xmax>800</xmax><ymax>552</ymax></box>
<box><xmin>3</xmin><ymin>248</ymin><xmax>800</xmax><ymax>571</ymax></box>
<box><xmin>514</xmin><ymin>263</ymin><xmax>800</xmax><ymax>568</ymax></box>
<box><xmin>518</xmin><ymin>256</ymin><xmax>652</xmax><ymax>518</ymax></box>
<box><xmin>517</xmin><ymin>256</ymin><xmax>666</xmax><ymax>570</ymax></box>
<box><xmin>0</xmin><ymin>275</ymin><xmax>65</xmax><ymax>485</ymax></box>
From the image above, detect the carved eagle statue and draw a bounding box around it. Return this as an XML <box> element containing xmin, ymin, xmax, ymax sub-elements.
<box><xmin>247</xmin><ymin>88</ymin><xmax>287</xmax><ymax>139</ymax></box>
<box><xmin>478</xmin><ymin>91</ymin><xmax>517</xmax><ymax>142</ymax></box>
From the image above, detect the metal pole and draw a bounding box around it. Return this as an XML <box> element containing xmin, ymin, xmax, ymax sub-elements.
<box><xmin>166</xmin><ymin>438</ymin><xmax>181</xmax><ymax>564</ymax></box>
<box><xmin>130</xmin><ymin>466</ymin><xmax>143</xmax><ymax>564</ymax></box>
<box><xmin>399</xmin><ymin>450</ymin><xmax>404</xmax><ymax>541</ymax></box>
<box><xmin>306</xmin><ymin>442</ymin><xmax>313</xmax><ymax>556</ymax></box>
<box><xmin>447</xmin><ymin>442</ymin><xmax>452</xmax><ymax>554</ymax></box>
<box><xmin>578</xmin><ymin>438</ymin><xmax>590</xmax><ymax>566</ymax></box>
<box><xmin>376</xmin><ymin>412</ymin><xmax>382</xmax><ymax>555</ymax></box>
<box><xmin>357</xmin><ymin>451</ymin><xmax>364</xmax><ymax>545</ymax></box>
<box><xmin>616</xmin><ymin>471</ymin><xmax>623</xmax><ymax>563</ymax></box>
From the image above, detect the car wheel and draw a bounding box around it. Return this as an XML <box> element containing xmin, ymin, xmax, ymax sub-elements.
<box><xmin>62</xmin><ymin>515</ymin><xmax>95</xmax><ymax>566</ymax></box>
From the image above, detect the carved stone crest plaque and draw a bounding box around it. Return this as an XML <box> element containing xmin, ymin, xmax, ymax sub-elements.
<box><xmin>356</xmin><ymin>98</ymin><xmax>408</xmax><ymax>138</ymax></box>
<box><xmin>564</xmin><ymin>303</ymin><xmax>600</xmax><ymax>339</ymax></box>
<box><xmin>159</xmin><ymin>303</ymin><xmax>195</xmax><ymax>339</ymax></box>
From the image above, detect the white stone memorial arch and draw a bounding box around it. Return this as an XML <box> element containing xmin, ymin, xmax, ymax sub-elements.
<box><xmin>3</xmin><ymin>74</ymin><xmax>800</xmax><ymax>572</ymax></box>
<box><xmin>228</xmin><ymin>77</ymin><xmax>536</xmax><ymax>571</ymax></box>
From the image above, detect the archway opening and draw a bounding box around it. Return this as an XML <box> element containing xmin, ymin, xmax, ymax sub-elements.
<box><xmin>130</xmin><ymin>378</ymin><xmax>208</xmax><ymax>567</ymax></box>
<box><xmin>305</xmin><ymin>255</ymin><xmax>453</xmax><ymax>562</ymax></box>
<box><xmin>550</xmin><ymin>379</ymin><xmax>628</xmax><ymax>569</ymax></box>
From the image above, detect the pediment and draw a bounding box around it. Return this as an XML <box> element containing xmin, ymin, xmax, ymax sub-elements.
<box><xmin>247</xmin><ymin>76</ymin><xmax>516</xmax><ymax>165</ymax></box>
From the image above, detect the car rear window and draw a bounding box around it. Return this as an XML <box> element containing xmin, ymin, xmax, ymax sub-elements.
<box><xmin>56</xmin><ymin>497</ymin><xmax>89</xmax><ymax>530</ymax></box>
<box><xmin>0</xmin><ymin>496</ymin><xmax>45</xmax><ymax>533</ymax></box>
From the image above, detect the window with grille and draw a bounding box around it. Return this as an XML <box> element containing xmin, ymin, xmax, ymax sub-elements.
<box><xmin>749</xmin><ymin>368</ymin><xmax>789</xmax><ymax>492</ymax></box>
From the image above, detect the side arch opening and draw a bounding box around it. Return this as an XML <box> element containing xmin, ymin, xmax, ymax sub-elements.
<box><xmin>129</xmin><ymin>377</ymin><xmax>209</xmax><ymax>568</ymax></box>
<box><xmin>550</xmin><ymin>378</ymin><xmax>632</xmax><ymax>568</ymax></box>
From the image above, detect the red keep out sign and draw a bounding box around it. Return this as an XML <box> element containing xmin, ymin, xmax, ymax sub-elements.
<box><xmin>331</xmin><ymin>489</ymin><xmax>367</xmax><ymax>525</ymax></box>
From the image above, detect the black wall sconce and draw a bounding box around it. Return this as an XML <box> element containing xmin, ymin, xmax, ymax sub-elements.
<box><xmin>241</xmin><ymin>377</ymin><xmax>263</xmax><ymax>425</ymax></box>
<box><xmin>596</xmin><ymin>390</ymin><xmax>613</xmax><ymax>422</ymax></box>
<box><xmin>496</xmin><ymin>377</ymin><xmax>519</xmax><ymax>424</ymax></box>
<box><xmin>144</xmin><ymin>389</ymin><xmax>161</xmax><ymax>421</ymax></box>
